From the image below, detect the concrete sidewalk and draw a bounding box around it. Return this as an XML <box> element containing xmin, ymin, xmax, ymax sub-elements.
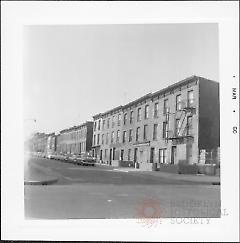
<box><xmin>113</xmin><ymin>167</ymin><xmax>220</xmax><ymax>185</ymax></box>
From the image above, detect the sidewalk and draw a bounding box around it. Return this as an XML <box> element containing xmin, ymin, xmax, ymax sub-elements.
<box><xmin>112</xmin><ymin>167</ymin><xmax>220</xmax><ymax>185</ymax></box>
<box><xmin>24</xmin><ymin>161</ymin><xmax>59</xmax><ymax>185</ymax></box>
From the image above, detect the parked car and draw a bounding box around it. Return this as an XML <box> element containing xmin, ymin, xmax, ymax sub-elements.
<box><xmin>71</xmin><ymin>154</ymin><xmax>82</xmax><ymax>165</ymax></box>
<box><xmin>64</xmin><ymin>153</ymin><xmax>72</xmax><ymax>162</ymax></box>
<box><xmin>57</xmin><ymin>153</ymin><xmax>66</xmax><ymax>161</ymax></box>
<box><xmin>68</xmin><ymin>154</ymin><xmax>78</xmax><ymax>163</ymax></box>
<box><xmin>78</xmin><ymin>153</ymin><xmax>96</xmax><ymax>166</ymax></box>
<box><xmin>47</xmin><ymin>152</ymin><xmax>55</xmax><ymax>159</ymax></box>
<box><xmin>51</xmin><ymin>153</ymin><xmax>58</xmax><ymax>160</ymax></box>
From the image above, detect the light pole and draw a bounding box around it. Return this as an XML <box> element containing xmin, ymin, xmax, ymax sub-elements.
<box><xmin>24</xmin><ymin>118</ymin><xmax>37</xmax><ymax>123</ymax></box>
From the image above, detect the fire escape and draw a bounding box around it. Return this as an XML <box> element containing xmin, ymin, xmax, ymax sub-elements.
<box><xmin>165</xmin><ymin>99</ymin><xmax>196</xmax><ymax>145</ymax></box>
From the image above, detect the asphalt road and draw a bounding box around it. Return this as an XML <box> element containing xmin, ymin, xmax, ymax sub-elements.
<box><xmin>25</xmin><ymin>157</ymin><xmax>221</xmax><ymax>219</ymax></box>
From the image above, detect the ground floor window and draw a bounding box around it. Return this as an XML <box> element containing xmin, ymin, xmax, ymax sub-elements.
<box><xmin>159</xmin><ymin>149</ymin><xmax>167</xmax><ymax>163</ymax></box>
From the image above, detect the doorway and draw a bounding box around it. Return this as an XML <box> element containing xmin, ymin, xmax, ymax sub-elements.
<box><xmin>113</xmin><ymin>147</ymin><xmax>116</xmax><ymax>160</ymax></box>
<box><xmin>134</xmin><ymin>148</ymin><xmax>138</xmax><ymax>163</ymax></box>
<box><xmin>120</xmin><ymin>149</ymin><xmax>124</xmax><ymax>161</ymax></box>
<box><xmin>150</xmin><ymin>147</ymin><xmax>155</xmax><ymax>163</ymax></box>
<box><xmin>171</xmin><ymin>146</ymin><xmax>177</xmax><ymax>164</ymax></box>
<box><xmin>109</xmin><ymin>149</ymin><xmax>112</xmax><ymax>165</ymax></box>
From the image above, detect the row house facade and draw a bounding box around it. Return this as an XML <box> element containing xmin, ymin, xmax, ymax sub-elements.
<box><xmin>92</xmin><ymin>75</ymin><xmax>220</xmax><ymax>169</ymax></box>
<box><xmin>56</xmin><ymin>121</ymin><xmax>93</xmax><ymax>155</ymax></box>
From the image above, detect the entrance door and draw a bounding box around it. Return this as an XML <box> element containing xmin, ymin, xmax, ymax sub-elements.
<box><xmin>100</xmin><ymin>150</ymin><xmax>103</xmax><ymax>161</ymax></box>
<box><xmin>134</xmin><ymin>148</ymin><xmax>138</xmax><ymax>163</ymax></box>
<box><xmin>109</xmin><ymin>149</ymin><xmax>112</xmax><ymax>164</ymax></box>
<box><xmin>150</xmin><ymin>147</ymin><xmax>155</xmax><ymax>163</ymax></box>
<box><xmin>120</xmin><ymin>150</ymin><xmax>124</xmax><ymax>161</ymax></box>
<box><xmin>171</xmin><ymin>146</ymin><xmax>177</xmax><ymax>164</ymax></box>
<box><xmin>113</xmin><ymin>147</ymin><xmax>116</xmax><ymax>160</ymax></box>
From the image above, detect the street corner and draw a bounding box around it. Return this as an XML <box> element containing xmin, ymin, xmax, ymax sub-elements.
<box><xmin>135</xmin><ymin>197</ymin><xmax>163</xmax><ymax>228</ymax></box>
<box><xmin>24</xmin><ymin>168</ymin><xmax>59</xmax><ymax>186</ymax></box>
<box><xmin>24</xmin><ymin>177</ymin><xmax>58</xmax><ymax>185</ymax></box>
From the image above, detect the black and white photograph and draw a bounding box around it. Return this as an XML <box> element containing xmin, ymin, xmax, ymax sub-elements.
<box><xmin>23</xmin><ymin>23</ymin><xmax>221</xmax><ymax>220</ymax></box>
<box><xmin>2</xmin><ymin>2</ymin><xmax>239</xmax><ymax>242</ymax></box>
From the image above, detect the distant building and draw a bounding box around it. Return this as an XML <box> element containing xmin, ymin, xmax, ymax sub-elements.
<box><xmin>92</xmin><ymin>75</ymin><xmax>220</xmax><ymax>170</ymax></box>
<box><xmin>28</xmin><ymin>132</ymin><xmax>48</xmax><ymax>153</ymax></box>
<box><xmin>56</xmin><ymin>121</ymin><xmax>94</xmax><ymax>155</ymax></box>
<box><xmin>46</xmin><ymin>133</ymin><xmax>57</xmax><ymax>154</ymax></box>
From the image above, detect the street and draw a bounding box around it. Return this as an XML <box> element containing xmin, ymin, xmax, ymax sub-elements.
<box><xmin>25</xmin><ymin>157</ymin><xmax>221</xmax><ymax>219</ymax></box>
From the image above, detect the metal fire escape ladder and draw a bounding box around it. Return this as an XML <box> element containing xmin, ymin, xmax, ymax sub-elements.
<box><xmin>176</xmin><ymin>110</ymin><xmax>187</xmax><ymax>137</ymax></box>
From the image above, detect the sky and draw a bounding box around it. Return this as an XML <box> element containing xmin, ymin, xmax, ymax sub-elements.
<box><xmin>23</xmin><ymin>24</ymin><xmax>219</xmax><ymax>135</ymax></box>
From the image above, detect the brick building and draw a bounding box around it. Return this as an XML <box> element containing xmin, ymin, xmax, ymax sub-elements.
<box><xmin>56</xmin><ymin>121</ymin><xmax>93</xmax><ymax>155</ymax></box>
<box><xmin>92</xmin><ymin>75</ymin><xmax>220</xmax><ymax>170</ymax></box>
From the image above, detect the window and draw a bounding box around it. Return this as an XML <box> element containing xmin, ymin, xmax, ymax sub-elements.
<box><xmin>153</xmin><ymin>124</ymin><xmax>158</xmax><ymax>140</ymax></box>
<box><xmin>187</xmin><ymin>90</ymin><xmax>194</xmax><ymax>107</ymax></box>
<box><xmin>102</xmin><ymin>120</ymin><xmax>105</xmax><ymax>130</ymax></box>
<box><xmin>129</xmin><ymin>129</ymin><xmax>133</xmax><ymax>142</ymax></box>
<box><xmin>137</xmin><ymin>108</ymin><xmax>142</xmax><ymax>121</ymax></box>
<box><xmin>102</xmin><ymin>134</ymin><xmax>104</xmax><ymax>145</ymax></box>
<box><xmin>124</xmin><ymin>113</ymin><xmax>127</xmax><ymax>125</ymax></box>
<box><xmin>163</xmin><ymin>99</ymin><xmax>169</xmax><ymax>114</ymax></box>
<box><xmin>136</xmin><ymin>127</ymin><xmax>140</xmax><ymax>141</ymax></box>
<box><xmin>94</xmin><ymin>122</ymin><xmax>97</xmax><ymax>131</ymax></box>
<box><xmin>186</xmin><ymin>116</ymin><xmax>193</xmax><ymax>135</ymax></box>
<box><xmin>93</xmin><ymin>135</ymin><xmax>96</xmax><ymax>145</ymax></box>
<box><xmin>106</xmin><ymin>133</ymin><xmax>109</xmax><ymax>144</ymax></box>
<box><xmin>97</xmin><ymin>134</ymin><xmax>100</xmax><ymax>145</ymax></box>
<box><xmin>143</xmin><ymin>125</ymin><xmax>148</xmax><ymax>140</ymax></box>
<box><xmin>130</xmin><ymin>111</ymin><xmax>134</xmax><ymax>124</ymax></box>
<box><xmin>111</xmin><ymin>131</ymin><xmax>114</xmax><ymax>143</ymax></box>
<box><xmin>159</xmin><ymin>149</ymin><xmax>167</xmax><ymax>163</ymax></box>
<box><xmin>176</xmin><ymin>94</ymin><xmax>182</xmax><ymax>111</ymax></box>
<box><xmin>175</xmin><ymin>119</ymin><xmax>180</xmax><ymax>136</ymax></box>
<box><xmin>107</xmin><ymin>118</ymin><xmax>110</xmax><ymax>129</ymax></box>
<box><xmin>128</xmin><ymin>149</ymin><xmax>131</xmax><ymax>161</ymax></box>
<box><xmin>163</xmin><ymin>122</ymin><xmax>168</xmax><ymax>138</ymax></box>
<box><xmin>116</xmin><ymin>130</ymin><xmax>120</xmax><ymax>142</ymax></box>
<box><xmin>123</xmin><ymin>131</ymin><xmax>127</xmax><ymax>143</ymax></box>
<box><xmin>117</xmin><ymin>114</ymin><xmax>121</xmax><ymax>126</ymax></box>
<box><xmin>98</xmin><ymin>120</ymin><xmax>101</xmax><ymax>130</ymax></box>
<box><xmin>144</xmin><ymin>105</ymin><xmax>149</xmax><ymax>119</ymax></box>
<box><xmin>112</xmin><ymin>116</ymin><xmax>115</xmax><ymax>128</ymax></box>
<box><xmin>154</xmin><ymin>103</ymin><xmax>159</xmax><ymax>118</ymax></box>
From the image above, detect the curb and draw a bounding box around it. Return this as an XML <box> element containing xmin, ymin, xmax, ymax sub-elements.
<box><xmin>24</xmin><ymin>177</ymin><xmax>58</xmax><ymax>185</ymax></box>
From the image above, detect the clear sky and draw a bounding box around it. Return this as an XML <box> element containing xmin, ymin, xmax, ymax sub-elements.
<box><xmin>23</xmin><ymin>23</ymin><xmax>218</xmax><ymax>135</ymax></box>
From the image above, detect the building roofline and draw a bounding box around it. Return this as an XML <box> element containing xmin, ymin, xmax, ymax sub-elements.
<box><xmin>93</xmin><ymin>105</ymin><xmax>123</xmax><ymax>119</ymax></box>
<box><xmin>151</xmin><ymin>75</ymin><xmax>198</xmax><ymax>98</ymax></box>
<box><xmin>92</xmin><ymin>75</ymin><xmax>202</xmax><ymax>118</ymax></box>
<box><xmin>123</xmin><ymin>93</ymin><xmax>152</xmax><ymax>110</ymax></box>
<box><xmin>60</xmin><ymin>121</ymin><xmax>93</xmax><ymax>134</ymax></box>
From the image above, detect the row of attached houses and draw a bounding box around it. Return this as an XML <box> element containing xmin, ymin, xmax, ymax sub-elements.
<box><xmin>91</xmin><ymin>75</ymin><xmax>220</xmax><ymax>170</ymax></box>
<box><xmin>28</xmin><ymin>75</ymin><xmax>220</xmax><ymax>171</ymax></box>
<box><xmin>28</xmin><ymin>122</ymin><xmax>94</xmax><ymax>156</ymax></box>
